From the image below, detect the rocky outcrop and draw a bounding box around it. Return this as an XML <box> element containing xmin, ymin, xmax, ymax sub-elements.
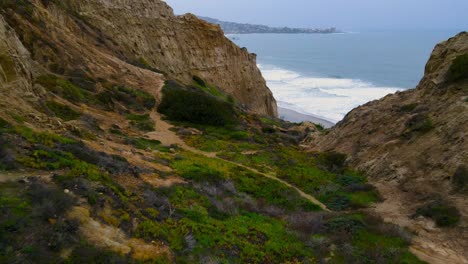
<box><xmin>0</xmin><ymin>15</ymin><xmax>40</xmax><ymax>117</ymax></box>
<box><xmin>308</xmin><ymin>32</ymin><xmax>468</xmax><ymax>262</ymax></box>
<box><xmin>0</xmin><ymin>0</ymin><xmax>277</xmax><ymax>117</ymax></box>
<box><xmin>64</xmin><ymin>0</ymin><xmax>277</xmax><ymax>116</ymax></box>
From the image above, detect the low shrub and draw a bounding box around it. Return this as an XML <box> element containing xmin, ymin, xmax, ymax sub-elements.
<box><xmin>0</xmin><ymin>136</ymin><xmax>17</xmax><ymax>171</ymax></box>
<box><xmin>126</xmin><ymin>114</ymin><xmax>155</xmax><ymax>132</ymax></box>
<box><xmin>46</xmin><ymin>101</ymin><xmax>81</xmax><ymax>121</ymax></box>
<box><xmin>0</xmin><ymin>117</ymin><xmax>11</xmax><ymax>131</ymax></box>
<box><xmin>452</xmin><ymin>165</ymin><xmax>467</xmax><ymax>191</ymax></box>
<box><xmin>315</xmin><ymin>123</ymin><xmax>325</xmax><ymax>131</ymax></box>
<box><xmin>400</xmin><ymin>103</ymin><xmax>418</xmax><ymax>112</ymax></box>
<box><xmin>317</xmin><ymin>152</ymin><xmax>347</xmax><ymax>173</ymax></box>
<box><xmin>405</xmin><ymin>114</ymin><xmax>434</xmax><ymax>133</ymax></box>
<box><xmin>27</xmin><ymin>182</ymin><xmax>75</xmax><ymax>220</ymax></box>
<box><xmin>323</xmin><ymin>193</ymin><xmax>351</xmax><ymax>211</ymax></box>
<box><xmin>447</xmin><ymin>54</ymin><xmax>468</xmax><ymax>82</ymax></box>
<box><xmin>180</xmin><ymin>164</ymin><xmax>224</xmax><ymax>184</ymax></box>
<box><xmin>262</xmin><ymin>126</ymin><xmax>276</xmax><ymax>134</ymax></box>
<box><xmin>111</xmin><ymin>85</ymin><xmax>156</xmax><ymax>111</ymax></box>
<box><xmin>126</xmin><ymin>137</ymin><xmax>163</xmax><ymax>151</ymax></box>
<box><xmin>192</xmin><ymin>75</ymin><xmax>206</xmax><ymax>87</ymax></box>
<box><xmin>0</xmin><ymin>0</ymin><xmax>34</xmax><ymax>17</ymax></box>
<box><xmin>36</xmin><ymin>75</ymin><xmax>86</xmax><ymax>103</ymax></box>
<box><xmin>416</xmin><ymin>200</ymin><xmax>461</xmax><ymax>227</ymax></box>
<box><xmin>65</xmin><ymin>242</ymin><xmax>130</xmax><ymax>263</ymax></box>
<box><xmin>158</xmin><ymin>82</ymin><xmax>237</xmax><ymax>126</ymax></box>
<box><xmin>325</xmin><ymin>214</ymin><xmax>366</xmax><ymax>235</ymax></box>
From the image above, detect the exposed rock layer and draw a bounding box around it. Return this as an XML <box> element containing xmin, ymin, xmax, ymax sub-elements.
<box><xmin>66</xmin><ymin>0</ymin><xmax>277</xmax><ymax>116</ymax></box>
<box><xmin>1</xmin><ymin>0</ymin><xmax>277</xmax><ymax>117</ymax></box>
<box><xmin>309</xmin><ymin>32</ymin><xmax>468</xmax><ymax>262</ymax></box>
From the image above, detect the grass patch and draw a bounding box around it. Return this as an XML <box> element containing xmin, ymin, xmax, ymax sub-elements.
<box><xmin>452</xmin><ymin>165</ymin><xmax>467</xmax><ymax>192</ymax></box>
<box><xmin>46</xmin><ymin>101</ymin><xmax>81</xmax><ymax>121</ymax></box>
<box><xmin>158</xmin><ymin>81</ymin><xmax>237</xmax><ymax>126</ymax></box>
<box><xmin>126</xmin><ymin>137</ymin><xmax>169</xmax><ymax>152</ymax></box>
<box><xmin>96</xmin><ymin>84</ymin><xmax>156</xmax><ymax>111</ymax></box>
<box><xmin>138</xmin><ymin>184</ymin><xmax>315</xmax><ymax>262</ymax></box>
<box><xmin>447</xmin><ymin>54</ymin><xmax>468</xmax><ymax>82</ymax></box>
<box><xmin>172</xmin><ymin>151</ymin><xmax>322</xmax><ymax>212</ymax></box>
<box><xmin>405</xmin><ymin>114</ymin><xmax>434</xmax><ymax>134</ymax></box>
<box><xmin>36</xmin><ymin>75</ymin><xmax>87</xmax><ymax>103</ymax></box>
<box><xmin>400</xmin><ymin>103</ymin><xmax>419</xmax><ymax>112</ymax></box>
<box><xmin>0</xmin><ymin>181</ymin><xmax>77</xmax><ymax>263</ymax></box>
<box><xmin>416</xmin><ymin>200</ymin><xmax>461</xmax><ymax>227</ymax></box>
<box><xmin>192</xmin><ymin>77</ymin><xmax>225</xmax><ymax>99</ymax></box>
<box><xmin>0</xmin><ymin>0</ymin><xmax>33</xmax><ymax>17</ymax></box>
<box><xmin>0</xmin><ymin>117</ymin><xmax>11</xmax><ymax>131</ymax></box>
<box><xmin>126</xmin><ymin>114</ymin><xmax>155</xmax><ymax>132</ymax></box>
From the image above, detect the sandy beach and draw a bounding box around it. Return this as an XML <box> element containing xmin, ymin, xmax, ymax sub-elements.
<box><xmin>278</xmin><ymin>107</ymin><xmax>335</xmax><ymax>128</ymax></box>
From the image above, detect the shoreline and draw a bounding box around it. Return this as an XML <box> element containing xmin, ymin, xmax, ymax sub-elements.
<box><xmin>278</xmin><ymin>107</ymin><xmax>335</xmax><ymax>128</ymax></box>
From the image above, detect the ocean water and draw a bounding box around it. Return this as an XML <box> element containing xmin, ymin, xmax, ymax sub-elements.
<box><xmin>228</xmin><ymin>30</ymin><xmax>461</xmax><ymax>122</ymax></box>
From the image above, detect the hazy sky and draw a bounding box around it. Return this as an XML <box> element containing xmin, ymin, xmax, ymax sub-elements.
<box><xmin>164</xmin><ymin>0</ymin><xmax>468</xmax><ymax>31</ymax></box>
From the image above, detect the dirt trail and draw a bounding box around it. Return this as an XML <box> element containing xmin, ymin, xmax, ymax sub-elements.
<box><xmin>147</xmin><ymin>112</ymin><xmax>330</xmax><ymax>211</ymax></box>
<box><xmin>148</xmin><ymin>113</ymin><xmax>468</xmax><ymax>264</ymax></box>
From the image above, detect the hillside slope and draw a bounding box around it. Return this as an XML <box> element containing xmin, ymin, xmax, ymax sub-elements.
<box><xmin>0</xmin><ymin>1</ymin><xmax>428</xmax><ymax>263</ymax></box>
<box><xmin>1</xmin><ymin>0</ymin><xmax>277</xmax><ymax>117</ymax></box>
<box><xmin>308</xmin><ymin>32</ymin><xmax>468</xmax><ymax>263</ymax></box>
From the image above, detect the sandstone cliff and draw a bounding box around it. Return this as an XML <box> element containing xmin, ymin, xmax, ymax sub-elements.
<box><xmin>309</xmin><ymin>32</ymin><xmax>468</xmax><ymax>263</ymax></box>
<box><xmin>1</xmin><ymin>0</ymin><xmax>277</xmax><ymax>117</ymax></box>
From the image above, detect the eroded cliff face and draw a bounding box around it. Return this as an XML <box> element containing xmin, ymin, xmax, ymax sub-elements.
<box><xmin>308</xmin><ymin>32</ymin><xmax>468</xmax><ymax>262</ymax></box>
<box><xmin>64</xmin><ymin>0</ymin><xmax>277</xmax><ymax>116</ymax></box>
<box><xmin>1</xmin><ymin>0</ymin><xmax>276</xmax><ymax>117</ymax></box>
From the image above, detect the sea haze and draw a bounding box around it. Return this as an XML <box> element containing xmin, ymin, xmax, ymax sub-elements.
<box><xmin>228</xmin><ymin>30</ymin><xmax>460</xmax><ymax>123</ymax></box>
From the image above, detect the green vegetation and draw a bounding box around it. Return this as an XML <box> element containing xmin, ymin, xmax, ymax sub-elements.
<box><xmin>158</xmin><ymin>81</ymin><xmax>237</xmax><ymax>126</ymax></box>
<box><xmin>172</xmin><ymin>151</ymin><xmax>321</xmax><ymax>212</ymax></box>
<box><xmin>400</xmin><ymin>103</ymin><xmax>419</xmax><ymax>112</ymax></box>
<box><xmin>316</xmin><ymin>151</ymin><xmax>347</xmax><ymax>173</ymax></box>
<box><xmin>36</xmin><ymin>75</ymin><xmax>87</xmax><ymax>103</ymax></box>
<box><xmin>8</xmin><ymin>112</ymin><xmax>25</xmax><ymax>123</ymax></box>
<box><xmin>46</xmin><ymin>101</ymin><xmax>81</xmax><ymax>121</ymax></box>
<box><xmin>0</xmin><ymin>181</ymin><xmax>77</xmax><ymax>263</ymax></box>
<box><xmin>0</xmin><ymin>72</ymin><xmax>425</xmax><ymax>263</ymax></box>
<box><xmin>452</xmin><ymin>165</ymin><xmax>467</xmax><ymax>192</ymax></box>
<box><xmin>0</xmin><ymin>0</ymin><xmax>33</xmax><ymax>17</ymax></box>
<box><xmin>96</xmin><ymin>84</ymin><xmax>156</xmax><ymax>112</ymax></box>
<box><xmin>0</xmin><ymin>117</ymin><xmax>11</xmax><ymax>130</ymax></box>
<box><xmin>405</xmin><ymin>114</ymin><xmax>434</xmax><ymax>134</ymax></box>
<box><xmin>192</xmin><ymin>75</ymin><xmax>206</xmax><ymax>87</ymax></box>
<box><xmin>315</xmin><ymin>123</ymin><xmax>325</xmax><ymax>131</ymax></box>
<box><xmin>179</xmin><ymin>117</ymin><xmax>379</xmax><ymax>211</ymax></box>
<box><xmin>416</xmin><ymin>200</ymin><xmax>461</xmax><ymax>227</ymax></box>
<box><xmin>126</xmin><ymin>114</ymin><xmax>155</xmax><ymax>132</ymax></box>
<box><xmin>447</xmin><ymin>54</ymin><xmax>468</xmax><ymax>82</ymax></box>
<box><xmin>126</xmin><ymin>137</ymin><xmax>171</xmax><ymax>152</ymax></box>
<box><xmin>14</xmin><ymin>126</ymin><xmax>76</xmax><ymax>147</ymax></box>
<box><xmin>191</xmin><ymin>76</ymin><xmax>228</xmax><ymax>100</ymax></box>
<box><xmin>0</xmin><ymin>54</ymin><xmax>17</xmax><ymax>81</ymax></box>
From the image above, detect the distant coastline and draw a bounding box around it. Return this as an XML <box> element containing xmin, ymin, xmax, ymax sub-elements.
<box><xmin>199</xmin><ymin>16</ymin><xmax>338</xmax><ymax>34</ymax></box>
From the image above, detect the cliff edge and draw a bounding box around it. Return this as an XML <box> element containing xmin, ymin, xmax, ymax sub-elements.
<box><xmin>1</xmin><ymin>0</ymin><xmax>277</xmax><ymax>117</ymax></box>
<box><xmin>308</xmin><ymin>32</ymin><xmax>468</xmax><ymax>263</ymax></box>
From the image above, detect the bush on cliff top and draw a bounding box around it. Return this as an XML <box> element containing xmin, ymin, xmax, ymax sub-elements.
<box><xmin>158</xmin><ymin>81</ymin><xmax>237</xmax><ymax>126</ymax></box>
<box><xmin>447</xmin><ymin>54</ymin><xmax>468</xmax><ymax>82</ymax></box>
<box><xmin>416</xmin><ymin>200</ymin><xmax>460</xmax><ymax>227</ymax></box>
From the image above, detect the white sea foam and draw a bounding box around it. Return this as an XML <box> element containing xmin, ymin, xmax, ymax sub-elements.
<box><xmin>258</xmin><ymin>64</ymin><xmax>402</xmax><ymax>122</ymax></box>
